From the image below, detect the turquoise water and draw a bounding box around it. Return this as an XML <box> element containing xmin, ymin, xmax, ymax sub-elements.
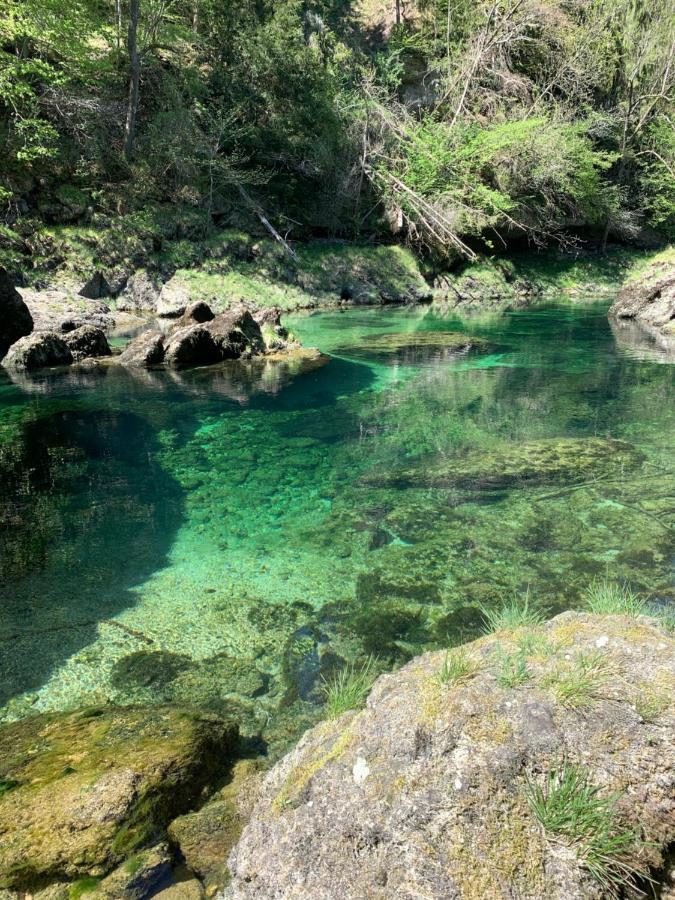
<box><xmin>0</xmin><ymin>301</ymin><xmax>673</xmax><ymax>753</ymax></box>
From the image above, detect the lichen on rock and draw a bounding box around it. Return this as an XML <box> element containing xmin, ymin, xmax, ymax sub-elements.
<box><xmin>226</xmin><ymin>612</ymin><xmax>675</xmax><ymax>899</ymax></box>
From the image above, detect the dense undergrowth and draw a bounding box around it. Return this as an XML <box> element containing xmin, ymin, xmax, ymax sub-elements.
<box><xmin>1</xmin><ymin>0</ymin><xmax>674</xmax><ymax>279</ymax></box>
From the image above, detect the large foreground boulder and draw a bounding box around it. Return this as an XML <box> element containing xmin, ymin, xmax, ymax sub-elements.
<box><xmin>2</xmin><ymin>331</ymin><xmax>73</xmax><ymax>370</ymax></box>
<box><xmin>0</xmin><ymin>267</ymin><xmax>33</xmax><ymax>358</ymax></box>
<box><xmin>164</xmin><ymin>324</ymin><xmax>221</xmax><ymax>368</ymax></box>
<box><xmin>63</xmin><ymin>324</ymin><xmax>111</xmax><ymax>361</ymax></box>
<box><xmin>610</xmin><ymin>254</ymin><xmax>675</xmax><ymax>344</ymax></box>
<box><xmin>0</xmin><ymin>706</ymin><xmax>238</xmax><ymax>891</ymax></box>
<box><xmin>228</xmin><ymin>613</ymin><xmax>674</xmax><ymax>899</ymax></box>
<box><xmin>206</xmin><ymin>305</ymin><xmax>265</xmax><ymax>359</ymax></box>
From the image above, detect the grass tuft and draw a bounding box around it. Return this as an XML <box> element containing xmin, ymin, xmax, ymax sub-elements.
<box><xmin>526</xmin><ymin>762</ymin><xmax>650</xmax><ymax>896</ymax></box>
<box><xmin>481</xmin><ymin>591</ymin><xmax>546</xmax><ymax>634</ymax></box>
<box><xmin>497</xmin><ymin>650</ymin><xmax>532</xmax><ymax>688</ymax></box>
<box><xmin>544</xmin><ymin>651</ymin><xmax>610</xmax><ymax>708</ymax></box>
<box><xmin>584</xmin><ymin>579</ymin><xmax>646</xmax><ymax>617</ymax></box>
<box><xmin>437</xmin><ymin>648</ymin><xmax>480</xmax><ymax>686</ymax></box>
<box><xmin>322</xmin><ymin>656</ymin><xmax>378</xmax><ymax>719</ymax></box>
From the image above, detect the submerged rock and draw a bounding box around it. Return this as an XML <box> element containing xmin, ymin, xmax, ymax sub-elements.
<box><xmin>228</xmin><ymin>613</ymin><xmax>675</xmax><ymax>899</ymax></box>
<box><xmin>333</xmin><ymin>331</ymin><xmax>493</xmax><ymax>364</ymax></box>
<box><xmin>0</xmin><ymin>706</ymin><xmax>238</xmax><ymax>891</ymax></box>
<box><xmin>0</xmin><ymin>267</ymin><xmax>33</xmax><ymax>359</ymax></box>
<box><xmin>63</xmin><ymin>324</ymin><xmax>111</xmax><ymax>361</ymax></box>
<box><xmin>363</xmin><ymin>437</ymin><xmax>644</xmax><ymax>490</ymax></box>
<box><xmin>2</xmin><ymin>331</ymin><xmax>73</xmax><ymax>370</ymax></box>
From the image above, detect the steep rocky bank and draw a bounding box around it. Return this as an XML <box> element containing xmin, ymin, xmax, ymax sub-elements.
<box><xmin>227</xmin><ymin>612</ymin><xmax>674</xmax><ymax>899</ymax></box>
<box><xmin>610</xmin><ymin>248</ymin><xmax>675</xmax><ymax>349</ymax></box>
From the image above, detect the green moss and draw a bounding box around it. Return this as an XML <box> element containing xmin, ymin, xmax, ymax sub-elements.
<box><xmin>272</xmin><ymin>725</ymin><xmax>355</xmax><ymax>813</ymax></box>
<box><xmin>69</xmin><ymin>876</ymin><xmax>101</xmax><ymax>898</ymax></box>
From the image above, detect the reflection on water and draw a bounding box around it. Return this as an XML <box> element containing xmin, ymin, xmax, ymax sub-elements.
<box><xmin>0</xmin><ymin>300</ymin><xmax>673</xmax><ymax>753</ymax></box>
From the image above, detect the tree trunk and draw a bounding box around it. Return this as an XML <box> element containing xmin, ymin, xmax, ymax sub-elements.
<box><xmin>193</xmin><ymin>1</ymin><xmax>199</xmax><ymax>33</ymax></box>
<box><xmin>395</xmin><ymin>0</ymin><xmax>401</xmax><ymax>26</ymax></box>
<box><xmin>123</xmin><ymin>0</ymin><xmax>141</xmax><ymax>160</ymax></box>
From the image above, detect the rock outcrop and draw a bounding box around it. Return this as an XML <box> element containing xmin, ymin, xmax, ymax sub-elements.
<box><xmin>164</xmin><ymin>324</ymin><xmax>222</xmax><ymax>368</ymax></box>
<box><xmin>227</xmin><ymin>613</ymin><xmax>674</xmax><ymax>899</ymax></box>
<box><xmin>610</xmin><ymin>254</ymin><xmax>675</xmax><ymax>345</ymax></box>
<box><xmin>2</xmin><ymin>331</ymin><xmax>73</xmax><ymax>370</ymax></box>
<box><xmin>157</xmin><ymin>275</ymin><xmax>191</xmax><ymax>318</ymax></box>
<box><xmin>19</xmin><ymin>287</ymin><xmax>114</xmax><ymax>333</ymax></box>
<box><xmin>117</xmin><ymin>270</ymin><xmax>162</xmax><ymax>312</ymax></box>
<box><xmin>118</xmin><ymin>330</ymin><xmax>166</xmax><ymax>367</ymax></box>
<box><xmin>0</xmin><ymin>267</ymin><xmax>33</xmax><ymax>359</ymax></box>
<box><xmin>0</xmin><ymin>706</ymin><xmax>238</xmax><ymax>892</ymax></box>
<box><xmin>63</xmin><ymin>324</ymin><xmax>111</xmax><ymax>361</ymax></box>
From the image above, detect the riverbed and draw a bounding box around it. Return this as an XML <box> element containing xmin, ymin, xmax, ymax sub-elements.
<box><xmin>0</xmin><ymin>300</ymin><xmax>673</xmax><ymax>754</ymax></box>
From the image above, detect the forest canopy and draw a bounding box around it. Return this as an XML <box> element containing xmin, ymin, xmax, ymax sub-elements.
<box><xmin>1</xmin><ymin>0</ymin><xmax>674</xmax><ymax>260</ymax></box>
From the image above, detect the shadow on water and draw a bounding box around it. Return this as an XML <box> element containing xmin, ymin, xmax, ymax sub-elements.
<box><xmin>0</xmin><ymin>406</ymin><xmax>185</xmax><ymax>706</ymax></box>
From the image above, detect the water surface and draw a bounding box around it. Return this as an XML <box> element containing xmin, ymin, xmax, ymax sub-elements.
<box><xmin>1</xmin><ymin>301</ymin><xmax>673</xmax><ymax>752</ymax></box>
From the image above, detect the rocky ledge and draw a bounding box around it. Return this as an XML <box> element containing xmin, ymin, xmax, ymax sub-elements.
<box><xmin>0</xmin><ymin>706</ymin><xmax>238</xmax><ymax>897</ymax></box>
<box><xmin>227</xmin><ymin>612</ymin><xmax>674</xmax><ymax>899</ymax></box>
<box><xmin>610</xmin><ymin>251</ymin><xmax>675</xmax><ymax>347</ymax></box>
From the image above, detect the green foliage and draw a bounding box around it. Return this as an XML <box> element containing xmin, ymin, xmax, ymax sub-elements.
<box><xmin>480</xmin><ymin>593</ymin><xmax>546</xmax><ymax>634</ymax></box>
<box><xmin>544</xmin><ymin>652</ymin><xmax>610</xmax><ymax>708</ymax></box>
<box><xmin>526</xmin><ymin>763</ymin><xmax>649</xmax><ymax>894</ymax></box>
<box><xmin>68</xmin><ymin>877</ymin><xmax>101</xmax><ymax>899</ymax></box>
<box><xmin>584</xmin><ymin>579</ymin><xmax>647</xmax><ymax>617</ymax></box>
<box><xmin>322</xmin><ymin>656</ymin><xmax>378</xmax><ymax>719</ymax></box>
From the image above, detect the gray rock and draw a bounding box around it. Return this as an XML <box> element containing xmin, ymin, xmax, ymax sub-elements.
<box><xmin>118</xmin><ymin>330</ymin><xmax>166</xmax><ymax>367</ymax></box>
<box><xmin>228</xmin><ymin>613</ymin><xmax>675</xmax><ymax>899</ymax></box>
<box><xmin>610</xmin><ymin>264</ymin><xmax>675</xmax><ymax>345</ymax></box>
<box><xmin>63</xmin><ymin>324</ymin><xmax>111</xmax><ymax>361</ymax></box>
<box><xmin>79</xmin><ymin>271</ymin><xmax>111</xmax><ymax>300</ymax></box>
<box><xmin>164</xmin><ymin>325</ymin><xmax>221</xmax><ymax>368</ymax></box>
<box><xmin>117</xmin><ymin>270</ymin><xmax>161</xmax><ymax>312</ymax></box>
<box><xmin>2</xmin><ymin>332</ymin><xmax>73</xmax><ymax>370</ymax></box>
<box><xmin>207</xmin><ymin>305</ymin><xmax>265</xmax><ymax>359</ymax></box>
<box><xmin>0</xmin><ymin>267</ymin><xmax>33</xmax><ymax>358</ymax></box>
<box><xmin>178</xmin><ymin>300</ymin><xmax>215</xmax><ymax>325</ymax></box>
<box><xmin>20</xmin><ymin>288</ymin><xmax>114</xmax><ymax>332</ymax></box>
<box><xmin>157</xmin><ymin>276</ymin><xmax>191</xmax><ymax>318</ymax></box>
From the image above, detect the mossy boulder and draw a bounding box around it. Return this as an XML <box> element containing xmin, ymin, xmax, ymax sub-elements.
<box><xmin>610</xmin><ymin>247</ymin><xmax>675</xmax><ymax>345</ymax></box>
<box><xmin>333</xmin><ymin>331</ymin><xmax>493</xmax><ymax>364</ymax></box>
<box><xmin>363</xmin><ymin>437</ymin><xmax>644</xmax><ymax>490</ymax></box>
<box><xmin>228</xmin><ymin>613</ymin><xmax>675</xmax><ymax>898</ymax></box>
<box><xmin>0</xmin><ymin>706</ymin><xmax>238</xmax><ymax>891</ymax></box>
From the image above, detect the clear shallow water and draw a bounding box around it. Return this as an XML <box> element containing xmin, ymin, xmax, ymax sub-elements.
<box><xmin>0</xmin><ymin>301</ymin><xmax>673</xmax><ymax>753</ymax></box>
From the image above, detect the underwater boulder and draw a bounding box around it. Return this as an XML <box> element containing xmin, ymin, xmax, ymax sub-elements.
<box><xmin>0</xmin><ymin>706</ymin><xmax>238</xmax><ymax>891</ymax></box>
<box><xmin>363</xmin><ymin>437</ymin><xmax>644</xmax><ymax>490</ymax></box>
<box><xmin>333</xmin><ymin>331</ymin><xmax>494</xmax><ymax>365</ymax></box>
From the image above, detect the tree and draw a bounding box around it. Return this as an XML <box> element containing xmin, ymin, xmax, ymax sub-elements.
<box><xmin>123</xmin><ymin>0</ymin><xmax>141</xmax><ymax>159</ymax></box>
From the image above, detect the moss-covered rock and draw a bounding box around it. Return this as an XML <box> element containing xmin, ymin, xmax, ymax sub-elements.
<box><xmin>363</xmin><ymin>437</ymin><xmax>644</xmax><ymax>490</ymax></box>
<box><xmin>332</xmin><ymin>331</ymin><xmax>493</xmax><ymax>364</ymax></box>
<box><xmin>228</xmin><ymin>613</ymin><xmax>675</xmax><ymax>899</ymax></box>
<box><xmin>0</xmin><ymin>706</ymin><xmax>238</xmax><ymax>891</ymax></box>
<box><xmin>610</xmin><ymin>246</ymin><xmax>675</xmax><ymax>346</ymax></box>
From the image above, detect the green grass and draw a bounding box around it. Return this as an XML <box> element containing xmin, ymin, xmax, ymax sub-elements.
<box><xmin>69</xmin><ymin>877</ymin><xmax>101</xmax><ymax>898</ymax></box>
<box><xmin>544</xmin><ymin>652</ymin><xmax>609</xmax><ymax>708</ymax></box>
<box><xmin>437</xmin><ymin>648</ymin><xmax>480</xmax><ymax>686</ymax></box>
<box><xmin>480</xmin><ymin>592</ymin><xmax>546</xmax><ymax>634</ymax></box>
<box><xmin>516</xmin><ymin>630</ymin><xmax>557</xmax><ymax>658</ymax></box>
<box><xmin>496</xmin><ymin>650</ymin><xmax>532</xmax><ymax>688</ymax></box>
<box><xmin>322</xmin><ymin>656</ymin><xmax>378</xmax><ymax>719</ymax></box>
<box><xmin>584</xmin><ymin>579</ymin><xmax>647</xmax><ymax>616</ymax></box>
<box><xmin>526</xmin><ymin>762</ymin><xmax>650</xmax><ymax>896</ymax></box>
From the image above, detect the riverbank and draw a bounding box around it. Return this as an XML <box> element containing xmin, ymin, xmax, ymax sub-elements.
<box><xmin>2</xmin><ymin>213</ymin><xmax>667</xmax><ymax>321</ymax></box>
